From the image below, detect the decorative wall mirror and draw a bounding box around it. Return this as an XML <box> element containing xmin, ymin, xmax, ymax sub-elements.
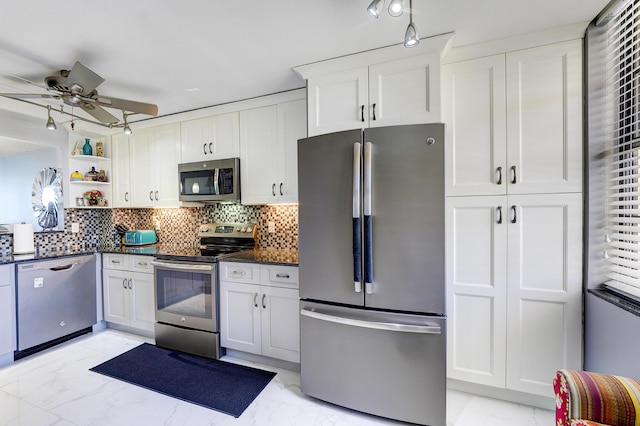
<box><xmin>31</xmin><ymin>167</ymin><xmax>62</xmax><ymax>231</ymax></box>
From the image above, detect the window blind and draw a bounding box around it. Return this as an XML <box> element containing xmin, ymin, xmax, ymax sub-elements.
<box><xmin>604</xmin><ymin>0</ymin><xmax>640</xmax><ymax>300</ymax></box>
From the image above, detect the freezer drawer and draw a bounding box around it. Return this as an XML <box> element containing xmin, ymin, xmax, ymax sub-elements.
<box><xmin>300</xmin><ymin>301</ymin><xmax>446</xmax><ymax>425</ymax></box>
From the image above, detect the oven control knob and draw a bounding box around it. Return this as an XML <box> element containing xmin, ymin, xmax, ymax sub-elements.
<box><xmin>235</xmin><ymin>227</ymin><xmax>241</xmax><ymax>232</ymax></box>
<box><xmin>247</xmin><ymin>226</ymin><xmax>253</xmax><ymax>233</ymax></box>
<box><xmin>200</xmin><ymin>227</ymin><xmax>209</xmax><ymax>233</ymax></box>
<box><xmin>181</xmin><ymin>317</ymin><xmax>186</xmax><ymax>322</ymax></box>
<box><xmin>241</xmin><ymin>227</ymin><xmax>247</xmax><ymax>232</ymax></box>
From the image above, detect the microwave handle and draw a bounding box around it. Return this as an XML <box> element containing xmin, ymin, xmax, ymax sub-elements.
<box><xmin>213</xmin><ymin>168</ymin><xmax>219</xmax><ymax>195</ymax></box>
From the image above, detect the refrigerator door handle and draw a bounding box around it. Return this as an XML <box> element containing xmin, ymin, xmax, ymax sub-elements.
<box><xmin>300</xmin><ymin>309</ymin><xmax>442</xmax><ymax>334</ymax></box>
<box><xmin>363</xmin><ymin>141</ymin><xmax>373</xmax><ymax>294</ymax></box>
<box><xmin>353</xmin><ymin>142</ymin><xmax>363</xmax><ymax>293</ymax></box>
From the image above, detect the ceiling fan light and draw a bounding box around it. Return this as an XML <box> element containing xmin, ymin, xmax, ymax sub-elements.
<box><xmin>45</xmin><ymin>105</ymin><xmax>57</xmax><ymax>130</ymax></box>
<box><xmin>404</xmin><ymin>22</ymin><xmax>420</xmax><ymax>47</ymax></box>
<box><xmin>388</xmin><ymin>0</ymin><xmax>404</xmax><ymax>17</ymax></box>
<box><xmin>367</xmin><ymin>0</ymin><xmax>384</xmax><ymax>18</ymax></box>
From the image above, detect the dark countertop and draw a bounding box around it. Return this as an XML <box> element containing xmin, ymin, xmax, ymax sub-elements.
<box><xmin>589</xmin><ymin>288</ymin><xmax>640</xmax><ymax>318</ymax></box>
<box><xmin>0</xmin><ymin>244</ymin><xmax>298</xmax><ymax>267</ymax></box>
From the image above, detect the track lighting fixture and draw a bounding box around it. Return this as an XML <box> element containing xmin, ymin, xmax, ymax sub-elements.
<box><xmin>367</xmin><ymin>0</ymin><xmax>419</xmax><ymax>48</ymax></box>
<box><xmin>367</xmin><ymin>0</ymin><xmax>384</xmax><ymax>18</ymax></box>
<box><xmin>45</xmin><ymin>105</ymin><xmax>56</xmax><ymax>130</ymax></box>
<box><xmin>388</xmin><ymin>0</ymin><xmax>404</xmax><ymax>17</ymax></box>
<box><xmin>123</xmin><ymin>112</ymin><xmax>132</xmax><ymax>135</ymax></box>
<box><xmin>404</xmin><ymin>0</ymin><xmax>420</xmax><ymax>47</ymax></box>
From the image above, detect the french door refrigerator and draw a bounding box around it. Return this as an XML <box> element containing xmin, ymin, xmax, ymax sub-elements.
<box><xmin>298</xmin><ymin>123</ymin><xmax>446</xmax><ymax>426</ymax></box>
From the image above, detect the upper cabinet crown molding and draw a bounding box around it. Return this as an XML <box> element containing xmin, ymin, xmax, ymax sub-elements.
<box><xmin>293</xmin><ymin>32</ymin><xmax>455</xmax><ymax>80</ymax></box>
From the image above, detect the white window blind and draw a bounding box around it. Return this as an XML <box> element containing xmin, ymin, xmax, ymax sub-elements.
<box><xmin>604</xmin><ymin>0</ymin><xmax>640</xmax><ymax>300</ymax></box>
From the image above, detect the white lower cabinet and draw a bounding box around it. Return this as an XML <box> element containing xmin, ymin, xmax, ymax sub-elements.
<box><xmin>102</xmin><ymin>254</ymin><xmax>155</xmax><ymax>332</ymax></box>
<box><xmin>446</xmin><ymin>193</ymin><xmax>582</xmax><ymax>397</ymax></box>
<box><xmin>0</xmin><ymin>264</ymin><xmax>15</xmax><ymax>358</ymax></box>
<box><xmin>219</xmin><ymin>262</ymin><xmax>300</xmax><ymax>363</ymax></box>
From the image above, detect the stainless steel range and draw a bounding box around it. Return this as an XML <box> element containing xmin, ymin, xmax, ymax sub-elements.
<box><xmin>151</xmin><ymin>222</ymin><xmax>256</xmax><ymax>359</ymax></box>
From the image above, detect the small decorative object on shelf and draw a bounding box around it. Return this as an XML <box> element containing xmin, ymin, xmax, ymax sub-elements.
<box><xmin>72</xmin><ymin>140</ymin><xmax>83</xmax><ymax>156</ymax></box>
<box><xmin>70</xmin><ymin>170</ymin><xmax>83</xmax><ymax>181</ymax></box>
<box><xmin>85</xmin><ymin>166</ymin><xmax>99</xmax><ymax>181</ymax></box>
<box><xmin>84</xmin><ymin>189</ymin><xmax>103</xmax><ymax>206</ymax></box>
<box><xmin>97</xmin><ymin>169</ymin><xmax>107</xmax><ymax>182</ymax></box>
<box><xmin>96</xmin><ymin>141</ymin><xmax>104</xmax><ymax>157</ymax></box>
<box><xmin>82</xmin><ymin>138</ymin><xmax>92</xmax><ymax>156</ymax></box>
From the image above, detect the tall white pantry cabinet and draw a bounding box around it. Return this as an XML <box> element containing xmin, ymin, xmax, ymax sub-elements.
<box><xmin>442</xmin><ymin>39</ymin><xmax>583</xmax><ymax>399</ymax></box>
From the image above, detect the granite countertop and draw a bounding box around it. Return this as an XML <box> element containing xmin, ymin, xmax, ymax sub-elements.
<box><xmin>589</xmin><ymin>288</ymin><xmax>640</xmax><ymax>318</ymax></box>
<box><xmin>0</xmin><ymin>244</ymin><xmax>298</xmax><ymax>267</ymax></box>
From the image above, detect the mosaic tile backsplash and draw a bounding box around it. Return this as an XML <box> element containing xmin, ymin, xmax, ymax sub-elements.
<box><xmin>0</xmin><ymin>204</ymin><xmax>298</xmax><ymax>254</ymax></box>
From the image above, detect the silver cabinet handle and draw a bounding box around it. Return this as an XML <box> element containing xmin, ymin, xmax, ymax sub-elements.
<box><xmin>232</xmin><ymin>270</ymin><xmax>246</xmax><ymax>276</ymax></box>
<box><xmin>203</xmin><ymin>143</ymin><xmax>207</xmax><ymax>155</ymax></box>
<box><xmin>122</xmin><ymin>278</ymin><xmax>127</xmax><ymax>289</ymax></box>
<box><xmin>510</xmin><ymin>205</ymin><xmax>517</xmax><ymax>224</ymax></box>
<box><xmin>272</xmin><ymin>183</ymin><xmax>276</xmax><ymax>196</ymax></box>
<box><xmin>155</xmin><ymin>191</ymin><xmax>159</xmax><ymax>201</ymax></box>
<box><xmin>128</xmin><ymin>278</ymin><xmax>132</xmax><ymax>289</ymax></box>
<box><xmin>300</xmin><ymin>309</ymin><xmax>442</xmax><ymax>334</ymax></box>
<box><xmin>510</xmin><ymin>165</ymin><xmax>517</xmax><ymax>184</ymax></box>
<box><xmin>150</xmin><ymin>260</ymin><xmax>214</xmax><ymax>271</ymax></box>
<box><xmin>275</xmin><ymin>273</ymin><xmax>290</xmax><ymax>279</ymax></box>
<box><xmin>125</xmin><ymin>192</ymin><xmax>129</xmax><ymax>202</ymax></box>
<box><xmin>254</xmin><ymin>293</ymin><xmax>258</xmax><ymax>307</ymax></box>
<box><xmin>111</xmin><ymin>259</ymin><xmax>121</xmax><ymax>264</ymax></box>
<box><xmin>262</xmin><ymin>294</ymin><xmax>267</xmax><ymax>309</ymax></box>
<box><xmin>372</xmin><ymin>103</ymin><xmax>376</xmax><ymax>121</ymax></box>
<box><xmin>360</xmin><ymin>105</ymin><xmax>365</xmax><ymax>122</ymax></box>
<box><xmin>149</xmin><ymin>191</ymin><xmax>154</xmax><ymax>201</ymax></box>
<box><xmin>496</xmin><ymin>167</ymin><xmax>503</xmax><ymax>185</ymax></box>
<box><xmin>496</xmin><ymin>206</ymin><xmax>503</xmax><ymax>224</ymax></box>
<box><xmin>279</xmin><ymin>183</ymin><xmax>283</xmax><ymax>196</ymax></box>
<box><xmin>138</xmin><ymin>261</ymin><xmax>148</xmax><ymax>266</ymax></box>
<box><xmin>208</xmin><ymin>142</ymin><xmax>213</xmax><ymax>154</ymax></box>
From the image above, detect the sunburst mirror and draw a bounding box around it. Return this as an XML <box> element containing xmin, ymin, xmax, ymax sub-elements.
<box><xmin>31</xmin><ymin>167</ymin><xmax>62</xmax><ymax>231</ymax></box>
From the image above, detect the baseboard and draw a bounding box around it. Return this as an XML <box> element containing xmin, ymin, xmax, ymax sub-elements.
<box><xmin>224</xmin><ymin>348</ymin><xmax>301</xmax><ymax>372</ymax></box>
<box><xmin>447</xmin><ymin>378</ymin><xmax>555</xmax><ymax>410</ymax></box>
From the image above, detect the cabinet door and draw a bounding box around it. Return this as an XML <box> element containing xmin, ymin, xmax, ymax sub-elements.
<box><xmin>443</xmin><ymin>55</ymin><xmax>507</xmax><ymax>196</ymax></box>
<box><xmin>446</xmin><ymin>196</ymin><xmax>507</xmax><ymax>387</ymax></box>
<box><xmin>219</xmin><ymin>281</ymin><xmax>261</xmax><ymax>354</ymax></box>
<box><xmin>261</xmin><ymin>286</ymin><xmax>300</xmax><ymax>363</ymax></box>
<box><xmin>276</xmin><ymin>99</ymin><xmax>306</xmax><ymax>203</ymax></box>
<box><xmin>0</xmin><ymin>265</ymin><xmax>14</xmax><ymax>354</ymax></box>
<box><xmin>128</xmin><ymin>130</ymin><xmax>155</xmax><ymax>207</ymax></box>
<box><xmin>369</xmin><ymin>54</ymin><xmax>441</xmax><ymax>128</ymax></box>
<box><xmin>111</xmin><ymin>134</ymin><xmax>131</xmax><ymax>207</ymax></box>
<box><xmin>505</xmin><ymin>193</ymin><xmax>582</xmax><ymax>396</ymax></box>
<box><xmin>181</xmin><ymin>113</ymin><xmax>240</xmax><ymax>162</ymax></box>
<box><xmin>152</xmin><ymin>123</ymin><xmax>181</xmax><ymax>207</ymax></box>
<box><xmin>102</xmin><ymin>269</ymin><xmax>130</xmax><ymax>326</ymax></box>
<box><xmin>239</xmin><ymin>106</ymin><xmax>279</xmax><ymax>204</ymax></box>
<box><xmin>506</xmin><ymin>40</ymin><xmax>582</xmax><ymax>194</ymax></box>
<box><xmin>129</xmin><ymin>271</ymin><xmax>155</xmax><ymax>332</ymax></box>
<box><xmin>307</xmin><ymin>67</ymin><xmax>369</xmax><ymax>137</ymax></box>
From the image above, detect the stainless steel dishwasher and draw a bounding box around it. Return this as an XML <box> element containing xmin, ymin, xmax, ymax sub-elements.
<box><xmin>16</xmin><ymin>254</ymin><xmax>96</xmax><ymax>357</ymax></box>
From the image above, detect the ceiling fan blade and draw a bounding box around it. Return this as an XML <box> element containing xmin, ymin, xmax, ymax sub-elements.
<box><xmin>65</xmin><ymin>62</ymin><xmax>104</xmax><ymax>95</ymax></box>
<box><xmin>96</xmin><ymin>95</ymin><xmax>158</xmax><ymax>116</ymax></box>
<box><xmin>0</xmin><ymin>93</ymin><xmax>60</xmax><ymax>99</ymax></box>
<box><xmin>80</xmin><ymin>103</ymin><xmax>119</xmax><ymax>124</ymax></box>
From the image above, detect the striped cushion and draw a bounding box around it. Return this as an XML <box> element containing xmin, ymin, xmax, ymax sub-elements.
<box><xmin>554</xmin><ymin>369</ymin><xmax>640</xmax><ymax>426</ymax></box>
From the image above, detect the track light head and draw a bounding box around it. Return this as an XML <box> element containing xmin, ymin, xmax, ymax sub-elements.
<box><xmin>45</xmin><ymin>105</ymin><xmax>57</xmax><ymax>130</ymax></box>
<box><xmin>122</xmin><ymin>111</ymin><xmax>132</xmax><ymax>135</ymax></box>
<box><xmin>367</xmin><ymin>0</ymin><xmax>384</xmax><ymax>18</ymax></box>
<box><xmin>388</xmin><ymin>0</ymin><xmax>404</xmax><ymax>17</ymax></box>
<box><xmin>404</xmin><ymin>22</ymin><xmax>420</xmax><ymax>47</ymax></box>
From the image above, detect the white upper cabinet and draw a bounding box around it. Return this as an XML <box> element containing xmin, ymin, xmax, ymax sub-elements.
<box><xmin>295</xmin><ymin>34</ymin><xmax>453</xmax><ymax>137</ymax></box>
<box><xmin>180</xmin><ymin>112</ymin><xmax>240</xmax><ymax>162</ymax></box>
<box><xmin>443</xmin><ymin>40</ymin><xmax>583</xmax><ymax>196</ymax></box>
<box><xmin>240</xmin><ymin>98</ymin><xmax>306</xmax><ymax>204</ymax></box>
<box><xmin>111</xmin><ymin>133</ymin><xmax>131</xmax><ymax>208</ymax></box>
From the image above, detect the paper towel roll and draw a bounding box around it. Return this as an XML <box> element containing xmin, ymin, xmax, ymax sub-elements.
<box><xmin>13</xmin><ymin>223</ymin><xmax>35</xmax><ymax>254</ymax></box>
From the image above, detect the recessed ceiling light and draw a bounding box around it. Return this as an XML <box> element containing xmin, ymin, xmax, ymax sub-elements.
<box><xmin>185</xmin><ymin>88</ymin><xmax>200</xmax><ymax>92</ymax></box>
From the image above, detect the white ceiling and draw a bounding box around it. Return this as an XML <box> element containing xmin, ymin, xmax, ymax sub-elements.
<box><xmin>0</xmin><ymin>0</ymin><xmax>610</xmax><ymax>129</ymax></box>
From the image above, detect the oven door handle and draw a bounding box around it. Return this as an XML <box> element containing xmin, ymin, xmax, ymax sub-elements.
<box><xmin>150</xmin><ymin>260</ymin><xmax>215</xmax><ymax>271</ymax></box>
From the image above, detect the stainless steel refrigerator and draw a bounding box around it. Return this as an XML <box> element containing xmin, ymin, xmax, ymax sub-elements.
<box><xmin>298</xmin><ymin>123</ymin><xmax>446</xmax><ymax>426</ymax></box>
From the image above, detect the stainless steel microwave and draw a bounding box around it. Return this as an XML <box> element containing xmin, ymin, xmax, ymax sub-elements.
<box><xmin>178</xmin><ymin>158</ymin><xmax>240</xmax><ymax>203</ymax></box>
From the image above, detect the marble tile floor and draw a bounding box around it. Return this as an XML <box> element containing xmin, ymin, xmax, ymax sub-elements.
<box><xmin>0</xmin><ymin>329</ymin><xmax>555</xmax><ymax>426</ymax></box>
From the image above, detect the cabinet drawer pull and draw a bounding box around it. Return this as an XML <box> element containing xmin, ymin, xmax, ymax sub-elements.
<box><xmin>510</xmin><ymin>165</ymin><xmax>517</xmax><ymax>184</ymax></box>
<box><xmin>122</xmin><ymin>278</ymin><xmax>127</xmax><ymax>289</ymax></box>
<box><xmin>149</xmin><ymin>191</ymin><xmax>154</xmax><ymax>201</ymax></box>
<box><xmin>208</xmin><ymin>142</ymin><xmax>213</xmax><ymax>154</ymax></box>
<box><xmin>372</xmin><ymin>103</ymin><xmax>376</xmax><ymax>121</ymax></box>
<box><xmin>138</xmin><ymin>261</ymin><xmax>148</xmax><ymax>266</ymax></box>
<box><xmin>128</xmin><ymin>278</ymin><xmax>133</xmax><ymax>289</ymax></box>
<box><xmin>510</xmin><ymin>205</ymin><xmax>517</xmax><ymax>224</ymax></box>
<box><xmin>155</xmin><ymin>190</ymin><xmax>159</xmax><ymax>201</ymax></box>
<box><xmin>262</xmin><ymin>294</ymin><xmax>267</xmax><ymax>309</ymax></box>
<box><xmin>276</xmin><ymin>273</ymin><xmax>290</xmax><ymax>279</ymax></box>
<box><xmin>272</xmin><ymin>183</ymin><xmax>276</xmax><ymax>196</ymax></box>
<box><xmin>496</xmin><ymin>167</ymin><xmax>503</xmax><ymax>185</ymax></box>
<box><xmin>254</xmin><ymin>293</ymin><xmax>258</xmax><ymax>307</ymax></box>
<box><xmin>203</xmin><ymin>143</ymin><xmax>207</xmax><ymax>155</ymax></box>
<box><xmin>360</xmin><ymin>105</ymin><xmax>365</xmax><ymax>122</ymax></box>
<box><xmin>232</xmin><ymin>270</ymin><xmax>246</xmax><ymax>276</ymax></box>
<box><xmin>496</xmin><ymin>206</ymin><xmax>502</xmax><ymax>224</ymax></box>
<box><xmin>279</xmin><ymin>183</ymin><xmax>283</xmax><ymax>196</ymax></box>
<box><xmin>111</xmin><ymin>259</ymin><xmax>121</xmax><ymax>264</ymax></box>
<box><xmin>125</xmin><ymin>192</ymin><xmax>129</xmax><ymax>202</ymax></box>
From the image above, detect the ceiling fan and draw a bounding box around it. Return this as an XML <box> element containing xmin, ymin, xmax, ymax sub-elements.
<box><xmin>0</xmin><ymin>61</ymin><xmax>158</xmax><ymax>125</ymax></box>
